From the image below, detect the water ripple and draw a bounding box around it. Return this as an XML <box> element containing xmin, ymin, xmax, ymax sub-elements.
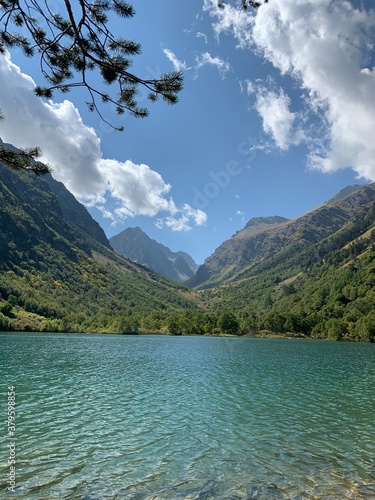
<box><xmin>1</xmin><ymin>334</ymin><xmax>374</xmax><ymax>499</ymax></box>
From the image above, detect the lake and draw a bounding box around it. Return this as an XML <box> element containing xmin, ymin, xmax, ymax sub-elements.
<box><xmin>0</xmin><ymin>333</ymin><xmax>374</xmax><ymax>499</ymax></box>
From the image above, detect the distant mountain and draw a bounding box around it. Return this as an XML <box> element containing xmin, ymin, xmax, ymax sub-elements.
<box><xmin>110</xmin><ymin>227</ymin><xmax>198</xmax><ymax>282</ymax></box>
<box><xmin>188</xmin><ymin>184</ymin><xmax>375</xmax><ymax>289</ymax></box>
<box><xmin>0</xmin><ymin>143</ymin><xmax>198</xmax><ymax>333</ymax></box>
<box><xmin>187</xmin><ymin>215</ymin><xmax>289</xmax><ymax>288</ymax></box>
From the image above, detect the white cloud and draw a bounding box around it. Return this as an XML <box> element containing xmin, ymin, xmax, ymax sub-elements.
<box><xmin>162</xmin><ymin>48</ymin><xmax>191</xmax><ymax>72</ymax></box>
<box><xmin>196</xmin><ymin>32</ymin><xmax>208</xmax><ymax>44</ymax></box>
<box><xmin>163</xmin><ymin>46</ymin><xmax>232</xmax><ymax>81</ymax></box>
<box><xmin>204</xmin><ymin>0</ymin><xmax>375</xmax><ymax>180</ymax></box>
<box><xmin>0</xmin><ymin>52</ymin><xmax>206</xmax><ymax>231</ymax></box>
<box><xmin>196</xmin><ymin>52</ymin><xmax>231</xmax><ymax>78</ymax></box>
<box><xmin>239</xmin><ymin>79</ymin><xmax>255</xmax><ymax>94</ymax></box>
<box><xmin>245</xmin><ymin>80</ymin><xmax>255</xmax><ymax>95</ymax></box>
<box><xmin>0</xmin><ymin>54</ymin><xmax>104</xmax><ymax>199</ymax></box>
<box><xmin>155</xmin><ymin>204</ymin><xmax>207</xmax><ymax>232</ymax></box>
<box><xmin>203</xmin><ymin>0</ymin><xmax>254</xmax><ymax>48</ymax></box>
<box><xmin>98</xmin><ymin>159</ymin><xmax>176</xmax><ymax>218</ymax></box>
<box><xmin>236</xmin><ymin>209</ymin><xmax>246</xmax><ymax>225</ymax></box>
<box><xmin>254</xmin><ymin>86</ymin><xmax>303</xmax><ymax>150</ymax></box>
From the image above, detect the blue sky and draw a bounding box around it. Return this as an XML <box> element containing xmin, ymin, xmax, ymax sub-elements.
<box><xmin>1</xmin><ymin>0</ymin><xmax>375</xmax><ymax>264</ymax></box>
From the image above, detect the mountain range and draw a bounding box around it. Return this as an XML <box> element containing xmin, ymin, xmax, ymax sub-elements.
<box><xmin>1</xmin><ymin>138</ymin><xmax>375</xmax><ymax>340</ymax></box>
<box><xmin>109</xmin><ymin>227</ymin><xmax>198</xmax><ymax>282</ymax></box>
<box><xmin>191</xmin><ymin>182</ymin><xmax>375</xmax><ymax>341</ymax></box>
<box><xmin>188</xmin><ymin>184</ymin><xmax>368</xmax><ymax>289</ymax></box>
<box><xmin>0</xmin><ymin>140</ymin><xmax>199</xmax><ymax>333</ymax></box>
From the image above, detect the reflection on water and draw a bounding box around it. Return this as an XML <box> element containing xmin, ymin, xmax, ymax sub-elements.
<box><xmin>0</xmin><ymin>333</ymin><xmax>374</xmax><ymax>498</ymax></box>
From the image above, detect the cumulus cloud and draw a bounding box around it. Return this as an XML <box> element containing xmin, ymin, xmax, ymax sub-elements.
<box><xmin>196</xmin><ymin>52</ymin><xmax>231</xmax><ymax>78</ymax></box>
<box><xmin>97</xmin><ymin>159</ymin><xmax>175</xmax><ymax>218</ymax></box>
<box><xmin>0</xmin><ymin>52</ymin><xmax>206</xmax><ymax>231</ymax></box>
<box><xmin>0</xmin><ymin>54</ymin><xmax>104</xmax><ymax>199</ymax></box>
<box><xmin>254</xmin><ymin>86</ymin><xmax>303</xmax><ymax>150</ymax></box>
<box><xmin>162</xmin><ymin>48</ymin><xmax>191</xmax><ymax>72</ymax></box>
<box><xmin>155</xmin><ymin>204</ymin><xmax>207</xmax><ymax>232</ymax></box>
<box><xmin>204</xmin><ymin>0</ymin><xmax>375</xmax><ymax>180</ymax></box>
<box><xmin>203</xmin><ymin>0</ymin><xmax>253</xmax><ymax>48</ymax></box>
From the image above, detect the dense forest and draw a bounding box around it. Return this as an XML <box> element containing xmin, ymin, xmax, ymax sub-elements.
<box><xmin>201</xmin><ymin>214</ymin><xmax>375</xmax><ymax>342</ymax></box>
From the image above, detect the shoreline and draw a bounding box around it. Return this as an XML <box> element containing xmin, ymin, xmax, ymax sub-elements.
<box><xmin>1</xmin><ymin>329</ymin><xmax>367</xmax><ymax>342</ymax></box>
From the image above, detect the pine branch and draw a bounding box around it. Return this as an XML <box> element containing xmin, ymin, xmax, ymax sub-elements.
<box><xmin>0</xmin><ymin>144</ymin><xmax>52</xmax><ymax>174</ymax></box>
<box><xmin>0</xmin><ymin>0</ymin><xmax>183</xmax><ymax>130</ymax></box>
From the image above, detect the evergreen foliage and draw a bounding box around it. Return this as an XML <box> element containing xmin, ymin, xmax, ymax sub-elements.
<box><xmin>0</xmin><ymin>144</ymin><xmax>51</xmax><ymax>174</ymax></box>
<box><xmin>218</xmin><ymin>0</ymin><xmax>269</xmax><ymax>10</ymax></box>
<box><xmin>0</xmin><ymin>162</ymin><xmax>198</xmax><ymax>333</ymax></box>
<box><xmin>0</xmin><ymin>1</ymin><xmax>183</xmax><ymax>130</ymax></box>
<box><xmin>0</xmin><ymin>117</ymin><xmax>51</xmax><ymax>174</ymax></box>
<box><xmin>199</xmin><ymin>199</ymin><xmax>375</xmax><ymax>342</ymax></box>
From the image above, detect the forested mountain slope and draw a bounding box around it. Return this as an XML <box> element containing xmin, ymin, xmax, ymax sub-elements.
<box><xmin>0</xmin><ymin>160</ymin><xmax>199</xmax><ymax>333</ymax></box>
<box><xmin>197</xmin><ymin>185</ymin><xmax>375</xmax><ymax>341</ymax></box>
<box><xmin>1</xmin><ymin>142</ymin><xmax>375</xmax><ymax>341</ymax></box>
<box><xmin>189</xmin><ymin>185</ymin><xmax>374</xmax><ymax>289</ymax></box>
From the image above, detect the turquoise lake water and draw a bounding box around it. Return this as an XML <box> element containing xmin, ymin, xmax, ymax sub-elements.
<box><xmin>0</xmin><ymin>333</ymin><xmax>375</xmax><ymax>499</ymax></box>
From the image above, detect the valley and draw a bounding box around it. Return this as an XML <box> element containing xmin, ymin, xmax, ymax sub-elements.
<box><xmin>1</xmin><ymin>149</ymin><xmax>375</xmax><ymax>341</ymax></box>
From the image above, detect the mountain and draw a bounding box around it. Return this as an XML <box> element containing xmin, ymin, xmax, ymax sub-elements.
<box><xmin>0</xmin><ymin>144</ymin><xmax>199</xmax><ymax>333</ymax></box>
<box><xmin>323</xmin><ymin>184</ymin><xmax>362</xmax><ymax>205</ymax></box>
<box><xmin>187</xmin><ymin>215</ymin><xmax>289</xmax><ymax>288</ymax></box>
<box><xmin>44</xmin><ymin>175</ymin><xmax>111</xmax><ymax>249</ymax></box>
<box><xmin>191</xmin><ymin>183</ymin><xmax>375</xmax><ymax>341</ymax></box>
<box><xmin>1</xmin><ymin>140</ymin><xmax>375</xmax><ymax>341</ymax></box>
<box><xmin>110</xmin><ymin>227</ymin><xmax>198</xmax><ymax>282</ymax></box>
<box><xmin>243</xmin><ymin>215</ymin><xmax>290</xmax><ymax>232</ymax></box>
<box><xmin>188</xmin><ymin>185</ymin><xmax>375</xmax><ymax>289</ymax></box>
